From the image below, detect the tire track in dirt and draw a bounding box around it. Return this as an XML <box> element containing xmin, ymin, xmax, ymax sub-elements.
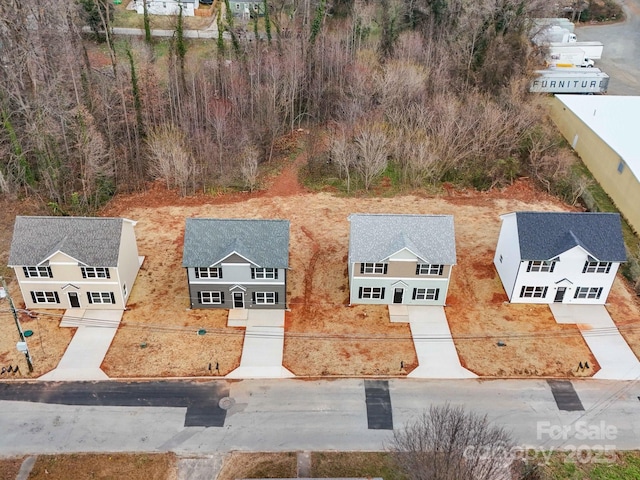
<box><xmin>301</xmin><ymin>225</ymin><xmax>320</xmax><ymax>313</ymax></box>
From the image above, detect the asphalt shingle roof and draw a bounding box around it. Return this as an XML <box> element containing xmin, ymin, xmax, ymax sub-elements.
<box><xmin>8</xmin><ymin>216</ymin><xmax>126</xmax><ymax>267</ymax></box>
<box><xmin>182</xmin><ymin>219</ymin><xmax>290</xmax><ymax>268</ymax></box>
<box><xmin>514</xmin><ymin>212</ymin><xmax>627</xmax><ymax>262</ymax></box>
<box><xmin>348</xmin><ymin>214</ymin><xmax>456</xmax><ymax>264</ymax></box>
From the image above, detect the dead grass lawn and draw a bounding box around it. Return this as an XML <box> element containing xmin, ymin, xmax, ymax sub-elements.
<box><xmin>216</xmin><ymin>452</ymin><xmax>297</xmax><ymax>480</ymax></box>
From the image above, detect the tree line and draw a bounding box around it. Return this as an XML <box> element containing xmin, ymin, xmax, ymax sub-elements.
<box><xmin>0</xmin><ymin>0</ymin><xmax>576</xmax><ymax>212</ymax></box>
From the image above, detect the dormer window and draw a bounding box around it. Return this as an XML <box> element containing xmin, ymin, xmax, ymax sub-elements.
<box><xmin>582</xmin><ymin>261</ymin><xmax>612</xmax><ymax>274</ymax></box>
<box><xmin>81</xmin><ymin>267</ymin><xmax>110</xmax><ymax>279</ymax></box>
<box><xmin>195</xmin><ymin>267</ymin><xmax>222</xmax><ymax>278</ymax></box>
<box><xmin>360</xmin><ymin>263</ymin><xmax>388</xmax><ymax>274</ymax></box>
<box><xmin>416</xmin><ymin>264</ymin><xmax>444</xmax><ymax>275</ymax></box>
<box><xmin>526</xmin><ymin>260</ymin><xmax>556</xmax><ymax>273</ymax></box>
<box><xmin>23</xmin><ymin>266</ymin><xmax>52</xmax><ymax>278</ymax></box>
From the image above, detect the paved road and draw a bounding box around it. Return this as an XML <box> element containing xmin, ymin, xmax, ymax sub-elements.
<box><xmin>575</xmin><ymin>0</ymin><xmax>640</xmax><ymax>94</ymax></box>
<box><xmin>1</xmin><ymin>378</ymin><xmax>640</xmax><ymax>456</ymax></box>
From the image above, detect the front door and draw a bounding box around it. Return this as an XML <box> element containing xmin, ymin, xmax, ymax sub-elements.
<box><xmin>393</xmin><ymin>288</ymin><xmax>404</xmax><ymax>304</ymax></box>
<box><xmin>68</xmin><ymin>292</ymin><xmax>80</xmax><ymax>308</ymax></box>
<box><xmin>554</xmin><ymin>287</ymin><xmax>566</xmax><ymax>303</ymax></box>
<box><xmin>233</xmin><ymin>292</ymin><xmax>244</xmax><ymax>308</ymax></box>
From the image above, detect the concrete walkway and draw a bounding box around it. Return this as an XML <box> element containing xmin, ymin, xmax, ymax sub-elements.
<box><xmin>226</xmin><ymin>310</ymin><xmax>294</xmax><ymax>379</ymax></box>
<box><xmin>390</xmin><ymin>305</ymin><xmax>477</xmax><ymax>378</ymax></box>
<box><xmin>550</xmin><ymin>304</ymin><xmax>640</xmax><ymax>380</ymax></box>
<box><xmin>38</xmin><ymin>310</ymin><xmax>123</xmax><ymax>381</ymax></box>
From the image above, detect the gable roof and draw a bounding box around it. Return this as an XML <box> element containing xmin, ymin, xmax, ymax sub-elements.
<box><xmin>8</xmin><ymin>216</ymin><xmax>130</xmax><ymax>267</ymax></box>
<box><xmin>348</xmin><ymin>214</ymin><xmax>456</xmax><ymax>264</ymax></box>
<box><xmin>182</xmin><ymin>219</ymin><xmax>290</xmax><ymax>268</ymax></box>
<box><xmin>511</xmin><ymin>211</ymin><xmax>627</xmax><ymax>262</ymax></box>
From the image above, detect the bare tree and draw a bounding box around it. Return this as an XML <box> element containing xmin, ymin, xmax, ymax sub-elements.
<box><xmin>388</xmin><ymin>404</ymin><xmax>515</xmax><ymax>480</ymax></box>
<box><xmin>240</xmin><ymin>145</ymin><xmax>260</xmax><ymax>191</ymax></box>
<box><xmin>330</xmin><ymin>126</ymin><xmax>356</xmax><ymax>192</ymax></box>
<box><xmin>353</xmin><ymin>122</ymin><xmax>388</xmax><ymax>190</ymax></box>
<box><xmin>147</xmin><ymin>124</ymin><xmax>196</xmax><ymax>196</ymax></box>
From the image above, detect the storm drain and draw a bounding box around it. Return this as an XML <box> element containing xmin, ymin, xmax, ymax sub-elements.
<box><xmin>547</xmin><ymin>380</ymin><xmax>584</xmax><ymax>411</ymax></box>
<box><xmin>364</xmin><ymin>380</ymin><xmax>393</xmax><ymax>430</ymax></box>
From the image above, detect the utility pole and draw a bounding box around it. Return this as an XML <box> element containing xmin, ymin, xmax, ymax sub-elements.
<box><xmin>0</xmin><ymin>276</ymin><xmax>33</xmax><ymax>372</ymax></box>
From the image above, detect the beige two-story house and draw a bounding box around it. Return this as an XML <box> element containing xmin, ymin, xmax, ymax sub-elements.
<box><xmin>8</xmin><ymin>216</ymin><xmax>142</xmax><ymax>310</ymax></box>
<box><xmin>348</xmin><ymin>214</ymin><xmax>456</xmax><ymax>305</ymax></box>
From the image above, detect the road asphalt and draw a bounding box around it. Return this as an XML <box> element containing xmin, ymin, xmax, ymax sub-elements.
<box><xmin>1</xmin><ymin>378</ymin><xmax>639</xmax><ymax>456</ymax></box>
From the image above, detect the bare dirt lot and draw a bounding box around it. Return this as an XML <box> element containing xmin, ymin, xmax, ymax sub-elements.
<box><xmin>2</xmin><ymin>157</ymin><xmax>640</xmax><ymax>378</ymax></box>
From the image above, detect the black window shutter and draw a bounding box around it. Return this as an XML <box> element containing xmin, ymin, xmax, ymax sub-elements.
<box><xmin>415</xmin><ymin>265</ymin><xmax>420</xmax><ymax>275</ymax></box>
<box><xmin>435</xmin><ymin>289</ymin><xmax>440</xmax><ymax>301</ymax></box>
<box><xmin>360</xmin><ymin>264</ymin><xmax>364</xmax><ymax>274</ymax></box>
<box><xmin>439</xmin><ymin>265</ymin><xmax>444</xmax><ymax>275</ymax></box>
<box><xmin>412</xmin><ymin>289</ymin><xmax>416</xmax><ymax>300</ymax></box>
<box><xmin>527</xmin><ymin>262</ymin><xmax>532</xmax><ymax>272</ymax></box>
<box><xmin>81</xmin><ymin>268</ymin><xmax>87</xmax><ymax>278</ymax></box>
<box><xmin>47</xmin><ymin>266</ymin><xmax>53</xmax><ymax>278</ymax></box>
<box><xmin>606</xmin><ymin>263</ymin><xmax>611</xmax><ymax>274</ymax></box>
<box><xmin>54</xmin><ymin>292</ymin><xmax>60</xmax><ymax>303</ymax></box>
<box><xmin>197</xmin><ymin>292</ymin><xmax>202</xmax><ymax>303</ymax></box>
<box><xmin>550</xmin><ymin>263</ymin><xmax>555</xmax><ymax>273</ymax></box>
<box><xmin>220</xmin><ymin>292</ymin><xmax>225</xmax><ymax>303</ymax></box>
<box><xmin>87</xmin><ymin>292</ymin><xmax>93</xmax><ymax>304</ymax></box>
<box><xmin>381</xmin><ymin>287</ymin><xmax>385</xmax><ymax>298</ymax></box>
<box><xmin>251</xmin><ymin>268</ymin><xmax>255</xmax><ymax>279</ymax></box>
<box><xmin>195</xmin><ymin>268</ymin><xmax>200</xmax><ymax>279</ymax></box>
<box><xmin>274</xmin><ymin>269</ymin><xmax>278</xmax><ymax>279</ymax></box>
<box><xmin>106</xmin><ymin>269</ymin><xmax>111</xmax><ymax>279</ymax></box>
<box><xmin>275</xmin><ymin>292</ymin><xmax>279</xmax><ymax>304</ymax></box>
<box><xmin>520</xmin><ymin>286</ymin><xmax>526</xmax><ymax>297</ymax></box>
<box><xmin>358</xmin><ymin>287</ymin><xmax>363</xmax><ymax>299</ymax></box>
<box><xmin>30</xmin><ymin>291</ymin><xmax>37</xmax><ymax>303</ymax></box>
<box><xmin>543</xmin><ymin>287</ymin><xmax>548</xmax><ymax>297</ymax></box>
<box><xmin>383</xmin><ymin>264</ymin><xmax>388</xmax><ymax>274</ymax></box>
<box><xmin>597</xmin><ymin>287</ymin><xmax>603</xmax><ymax>298</ymax></box>
<box><xmin>574</xmin><ymin>289</ymin><xmax>580</xmax><ymax>298</ymax></box>
<box><xmin>23</xmin><ymin>267</ymin><xmax>29</xmax><ymax>277</ymax></box>
<box><xmin>582</xmin><ymin>262</ymin><xmax>588</xmax><ymax>273</ymax></box>
<box><xmin>252</xmin><ymin>292</ymin><xmax>256</xmax><ymax>303</ymax></box>
<box><xmin>218</xmin><ymin>268</ymin><xmax>222</xmax><ymax>279</ymax></box>
<box><xmin>110</xmin><ymin>292</ymin><xmax>115</xmax><ymax>304</ymax></box>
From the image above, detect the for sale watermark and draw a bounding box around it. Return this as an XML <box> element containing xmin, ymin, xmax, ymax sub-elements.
<box><xmin>537</xmin><ymin>420</ymin><xmax>618</xmax><ymax>442</ymax></box>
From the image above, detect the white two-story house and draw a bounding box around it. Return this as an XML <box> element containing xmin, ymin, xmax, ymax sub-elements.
<box><xmin>494</xmin><ymin>211</ymin><xmax>627</xmax><ymax>304</ymax></box>
<box><xmin>7</xmin><ymin>216</ymin><xmax>142</xmax><ymax>310</ymax></box>
<box><xmin>182</xmin><ymin>218</ymin><xmax>289</xmax><ymax>310</ymax></box>
<box><xmin>348</xmin><ymin>214</ymin><xmax>456</xmax><ymax>306</ymax></box>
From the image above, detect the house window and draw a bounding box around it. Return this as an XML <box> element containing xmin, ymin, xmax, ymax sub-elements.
<box><xmin>254</xmin><ymin>292</ymin><xmax>278</xmax><ymax>305</ymax></box>
<box><xmin>519</xmin><ymin>286</ymin><xmax>548</xmax><ymax>298</ymax></box>
<box><xmin>412</xmin><ymin>288</ymin><xmax>440</xmax><ymax>301</ymax></box>
<box><xmin>23</xmin><ymin>266</ymin><xmax>52</xmax><ymax>278</ymax></box>
<box><xmin>30</xmin><ymin>291</ymin><xmax>60</xmax><ymax>304</ymax></box>
<box><xmin>199</xmin><ymin>291</ymin><xmax>224</xmax><ymax>304</ymax></box>
<box><xmin>416</xmin><ymin>264</ymin><xmax>444</xmax><ymax>275</ymax></box>
<box><xmin>526</xmin><ymin>261</ymin><xmax>556</xmax><ymax>273</ymax></box>
<box><xmin>618</xmin><ymin>161</ymin><xmax>625</xmax><ymax>174</ymax></box>
<box><xmin>81</xmin><ymin>267</ymin><xmax>110</xmax><ymax>279</ymax></box>
<box><xmin>123</xmin><ymin>283</ymin><xmax>128</xmax><ymax>298</ymax></box>
<box><xmin>574</xmin><ymin>287</ymin><xmax>603</xmax><ymax>299</ymax></box>
<box><xmin>87</xmin><ymin>292</ymin><xmax>116</xmax><ymax>304</ymax></box>
<box><xmin>195</xmin><ymin>267</ymin><xmax>222</xmax><ymax>279</ymax></box>
<box><xmin>499</xmin><ymin>255</ymin><xmax>503</xmax><ymax>263</ymax></box>
<box><xmin>251</xmin><ymin>268</ymin><xmax>278</xmax><ymax>279</ymax></box>
<box><xmin>360</xmin><ymin>263</ymin><xmax>388</xmax><ymax>274</ymax></box>
<box><xmin>358</xmin><ymin>287</ymin><xmax>385</xmax><ymax>299</ymax></box>
<box><xmin>582</xmin><ymin>261</ymin><xmax>612</xmax><ymax>274</ymax></box>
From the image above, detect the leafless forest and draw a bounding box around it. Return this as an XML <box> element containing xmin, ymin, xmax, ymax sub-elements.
<box><xmin>0</xmin><ymin>0</ymin><xmax>573</xmax><ymax>211</ymax></box>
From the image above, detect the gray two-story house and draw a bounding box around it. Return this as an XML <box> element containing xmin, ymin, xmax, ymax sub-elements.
<box><xmin>348</xmin><ymin>214</ymin><xmax>456</xmax><ymax>306</ymax></box>
<box><xmin>182</xmin><ymin>218</ymin><xmax>289</xmax><ymax>310</ymax></box>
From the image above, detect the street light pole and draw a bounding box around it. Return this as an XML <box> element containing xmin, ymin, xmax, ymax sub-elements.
<box><xmin>0</xmin><ymin>276</ymin><xmax>33</xmax><ymax>372</ymax></box>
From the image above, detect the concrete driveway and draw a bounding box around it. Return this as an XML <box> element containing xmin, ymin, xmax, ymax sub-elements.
<box><xmin>550</xmin><ymin>304</ymin><xmax>640</xmax><ymax>380</ymax></box>
<box><xmin>226</xmin><ymin>310</ymin><xmax>294</xmax><ymax>379</ymax></box>
<box><xmin>390</xmin><ymin>305</ymin><xmax>477</xmax><ymax>378</ymax></box>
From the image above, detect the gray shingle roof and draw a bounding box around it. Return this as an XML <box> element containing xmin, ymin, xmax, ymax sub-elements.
<box><xmin>182</xmin><ymin>219</ymin><xmax>290</xmax><ymax>268</ymax></box>
<box><xmin>348</xmin><ymin>214</ymin><xmax>456</xmax><ymax>264</ymax></box>
<box><xmin>514</xmin><ymin>212</ymin><xmax>627</xmax><ymax>262</ymax></box>
<box><xmin>8</xmin><ymin>216</ymin><xmax>127</xmax><ymax>267</ymax></box>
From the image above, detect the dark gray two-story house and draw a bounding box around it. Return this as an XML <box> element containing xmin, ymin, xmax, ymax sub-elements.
<box><xmin>182</xmin><ymin>218</ymin><xmax>289</xmax><ymax>310</ymax></box>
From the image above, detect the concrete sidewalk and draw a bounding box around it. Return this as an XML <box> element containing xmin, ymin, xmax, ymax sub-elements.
<box><xmin>390</xmin><ymin>306</ymin><xmax>477</xmax><ymax>378</ymax></box>
<box><xmin>38</xmin><ymin>310</ymin><xmax>123</xmax><ymax>381</ymax></box>
<box><xmin>550</xmin><ymin>304</ymin><xmax>640</xmax><ymax>380</ymax></box>
<box><xmin>226</xmin><ymin>310</ymin><xmax>294</xmax><ymax>379</ymax></box>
